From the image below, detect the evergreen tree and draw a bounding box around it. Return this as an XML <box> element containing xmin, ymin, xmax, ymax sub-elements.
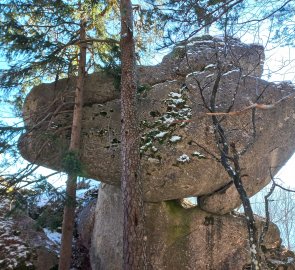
<box><xmin>120</xmin><ymin>0</ymin><xmax>146</xmax><ymax>268</ymax></box>
<box><xmin>58</xmin><ymin>5</ymin><xmax>87</xmax><ymax>269</ymax></box>
<box><xmin>142</xmin><ymin>0</ymin><xmax>244</xmax><ymax>46</ymax></box>
<box><xmin>0</xmin><ymin>0</ymin><xmax>119</xmax><ymax>192</ymax></box>
<box><xmin>0</xmin><ymin>1</ymin><xmax>119</xmax><ymax>267</ymax></box>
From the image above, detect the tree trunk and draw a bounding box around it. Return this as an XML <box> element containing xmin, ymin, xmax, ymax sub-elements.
<box><xmin>58</xmin><ymin>16</ymin><xmax>87</xmax><ymax>270</ymax></box>
<box><xmin>120</xmin><ymin>1</ymin><xmax>146</xmax><ymax>269</ymax></box>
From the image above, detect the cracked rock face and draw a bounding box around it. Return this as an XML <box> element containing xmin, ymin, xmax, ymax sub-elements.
<box><xmin>19</xmin><ymin>36</ymin><xmax>295</xmax><ymax>212</ymax></box>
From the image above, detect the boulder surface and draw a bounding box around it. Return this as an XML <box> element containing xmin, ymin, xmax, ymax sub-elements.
<box><xmin>19</xmin><ymin>36</ymin><xmax>295</xmax><ymax>213</ymax></box>
<box><xmin>89</xmin><ymin>184</ymin><xmax>295</xmax><ymax>270</ymax></box>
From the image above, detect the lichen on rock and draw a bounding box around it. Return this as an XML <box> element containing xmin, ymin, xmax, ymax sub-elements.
<box><xmin>18</xmin><ymin>35</ymin><xmax>295</xmax><ymax>270</ymax></box>
<box><xmin>19</xmin><ymin>35</ymin><xmax>295</xmax><ymax>210</ymax></box>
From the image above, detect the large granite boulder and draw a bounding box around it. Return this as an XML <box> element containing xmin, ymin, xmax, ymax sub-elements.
<box><xmin>89</xmin><ymin>184</ymin><xmax>295</xmax><ymax>270</ymax></box>
<box><xmin>19</xmin><ymin>36</ymin><xmax>295</xmax><ymax>213</ymax></box>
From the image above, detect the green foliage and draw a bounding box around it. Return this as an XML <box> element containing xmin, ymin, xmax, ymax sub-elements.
<box><xmin>0</xmin><ymin>178</ymin><xmax>65</xmax><ymax>235</ymax></box>
<box><xmin>101</xmin><ymin>46</ymin><xmax>121</xmax><ymax>90</ymax></box>
<box><xmin>0</xmin><ymin>0</ymin><xmax>122</xmax><ymax>95</ymax></box>
<box><xmin>36</xmin><ymin>206</ymin><xmax>64</xmax><ymax>231</ymax></box>
<box><xmin>166</xmin><ymin>199</ymin><xmax>183</xmax><ymax>216</ymax></box>
<box><xmin>143</xmin><ymin>0</ymin><xmax>243</xmax><ymax>47</ymax></box>
<box><xmin>137</xmin><ymin>84</ymin><xmax>152</xmax><ymax>95</ymax></box>
<box><xmin>0</xmin><ymin>1</ymin><xmax>122</xmax><ymax>192</ymax></box>
<box><xmin>0</xmin><ymin>0</ymin><xmax>75</xmax><ymax>93</ymax></box>
<box><xmin>268</xmin><ymin>2</ymin><xmax>295</xmax><ymax>46</ymax></box>
<box><xmin>62</xmin><ymin>150</ymin><xmax>84</xmax><ymax>175</ymax></box>
<box><xmin>0</xmin><ymin>123</ymin><xmax>24</xmax><ymax>155</ymax></box>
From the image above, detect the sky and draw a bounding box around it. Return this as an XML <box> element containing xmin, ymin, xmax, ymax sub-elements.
<box><xmin>236</xmin><ymin>29</ymin><xmax>295</xmax><ymax>188</ymax></box>
<box><xmin>262</xmin><ymin>46</ymin><xmax>295</xmax><ymax>188</ymax></box>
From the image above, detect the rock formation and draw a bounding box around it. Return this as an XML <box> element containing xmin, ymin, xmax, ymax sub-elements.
<box><xmin>19</xmin><ymin>36</ymin><xmax>295</xmax><ymax>213</ymax></box>
<box><xmin>0</xmin><ymin>198</ymin><xmax>59</xmax><ymax>270</ymax></box>
<box><xmin>19</xmin><ymin>35</ymin><xmax>295</xmax><ymax>269</ymax></box>
<box><xmin>87</xmin><ymin>184</ymin><xmax>295</xmax><ymax>270</ymax></box>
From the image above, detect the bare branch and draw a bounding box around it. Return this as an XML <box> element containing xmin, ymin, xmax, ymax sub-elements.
<box><xmin>206</xmin><ymin>92</ymin><xmax>295</xmax><ymax>116</ymax></box>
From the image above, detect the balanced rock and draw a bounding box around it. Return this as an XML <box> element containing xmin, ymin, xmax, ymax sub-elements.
<box><xmin>19</xmin><ymin>36</ymin><xmax>295</xmax><ymax>213</ymax></box>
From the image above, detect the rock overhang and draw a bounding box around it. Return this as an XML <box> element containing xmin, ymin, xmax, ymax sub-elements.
<box><xmin>19</xmin><ymin>35</ymin><xmax>295</xmax><ymax>213</ymax></box>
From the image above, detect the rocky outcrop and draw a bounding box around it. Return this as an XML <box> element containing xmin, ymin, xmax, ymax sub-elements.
<box><xmin>0</xmin><ymin>198</ymin><xmax>58</xmax><ymax>270</ymax></box>
<box><xmin>18</xmin><ymin>35</ymin><xmax>295</xmax><ymax>269</ymax></box>
<box><xmin>89</xmin><ymin>184</ymin><xmax>295</xmax><ymax>270</ymax></box>
<box><xmin>19</xmin><ymin>36</ymin><xmax>295</xmax><ymax>214</ymax></box>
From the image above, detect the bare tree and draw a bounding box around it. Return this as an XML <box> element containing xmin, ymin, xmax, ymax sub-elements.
<box><xmin>252</xmin><ymin>178</ymin><xmax>295</xmax><ymax>251</ymax></box>
<box><xmin>206</xmin><ymin>67</ymin><xmax>261</xmax><ymax>269</ymax></box>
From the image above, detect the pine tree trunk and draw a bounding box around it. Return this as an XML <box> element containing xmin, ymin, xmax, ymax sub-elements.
<box><xmin>120</xmin><ymin>0</ymin><xmax>146</xmax><ymax>269</ymax></box>
<box><xmin>58</xmin><ymin>17</ymin><xmax>87</xmax><ymax>270</ymax></box>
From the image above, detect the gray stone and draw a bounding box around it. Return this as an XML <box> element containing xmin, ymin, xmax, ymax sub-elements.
<box><xmin>90</xmin><ymin>184</ymin><xmax>123</xmax><ymax>270</ymax></box>
<box><xmin>19</xmin><ymin>36</ymin><xmax>295</xmax><ymax>212</ymax></box>
<box><xmin>90</xmin><ymin>184</ymin><xmax>290</xmax><ymax>270</ymax></box>
<box><xmin>77</xmin><ymin>199</ymin><xmax>96</xmax><ymax>250</ymax></box>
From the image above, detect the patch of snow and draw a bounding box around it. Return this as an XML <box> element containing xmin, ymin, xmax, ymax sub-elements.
<box><xmin>0</xmin><ymin>212</ymin><xmax>32</xmax><ymax>268</ymax></box>
<box><xmin>177</xmin><ymin>154</ymin><xmax>190</xmax><ymax>163</ymax></box>
<box><xmin>180</xmin><ymin>85</ymin><xmax>188</xmax><ymax>93</ymax></box>
<box><xmin>155</xmin><ymin>131</ymin><xmax>168</xmax><ymax>138</ymax></box>
<box><xmin>171</xmin><ymin>98</ymin><xmax>185</xmax><ymax>105</ymax></box>
<box><xmin>186</xmin><ymin>71</ymin><xmax>203</xmax><ymax>78</ymax></box>
<box><xmin>187</xmin><ymin>40</ymin><xmax>214</xmax><ymax>46</ymax></box>
<box><xmin>43</xmin><ymin>228</ymin><xmax>61</xmax><ymax>245</ymax></box>
<box><xmin>169</xmin><ymin>92</ymin><xmax>182</xmax><ymax>98</ymax></box>
<box><xmin>162</xmin><ymin>115</ymin><xmax>175</xmax><ymax>125</ymax></box>
<box><xmin>76</xmin><ymin>188</ymin><xmax>89</xmax><ymax>199</ymax></box>
<box><xmin>222</xmin><ymin>69</ymin><xmax>240</xmax><ymax>76</ymax></box>
<box><xmin>192</xmin><ymin>151</ymin><xmax>206</xmax><ymax>159</ymax></box>
<box><xmin>0</xmin><ymin>199</ymin><xmax>10</xmax><ymax>209</ymax></box>
<box><xmin>205</xmin><ymin>64</ymin><xmax>216</xmax><ymax>69</ymax></box>
<box><xmin>147</xmin><ymin>158</ymin><xmax>160</xmax><ymax>164</ymax></box>
<box><xmin>152</xmin><ymin>80</ymin><xmax>178</xmax><ymax>89</ymax></box>
<box><xmin>140</xmin><ymin>141</ymin><xmax>152</xmax><ymax>150</ymax></box>
<box><xmin>268</xmin><ymin>259</ymin><xmax>285</xmax><ymax>265</ymax></box>
<box><xmin>169</xmin><ymin>135</ymin><xmax>182</xmax><ymax>143</ymax></box>
<box><xmin>166</xmin><ymin>80</ymin><xmax>178</xmax><ymax>83</ymax></box>
<box><xmin>167</xmin><ymin>103</ymin><xmax>177</xmax><ymax>108</ymax></box>
<box><xmin>36</xmin><ymin>193</ymin><xmax>50</xmax><ymax>207</ymax></box>
<box><xmin>151</xmin><ymin>146</ymin><xmax>158</xmax><ymax>152</ymax></box>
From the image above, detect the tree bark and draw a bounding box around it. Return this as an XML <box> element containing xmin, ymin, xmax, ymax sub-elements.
<box><xmin>120</xmin><ymin>1</ymin><xmax>146</xmax><ymax>269</ymax></box>
<box><xmin>58</xmin><ymin>16</ymin><xmax>87</xmax><ymax>270</ymax></box>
